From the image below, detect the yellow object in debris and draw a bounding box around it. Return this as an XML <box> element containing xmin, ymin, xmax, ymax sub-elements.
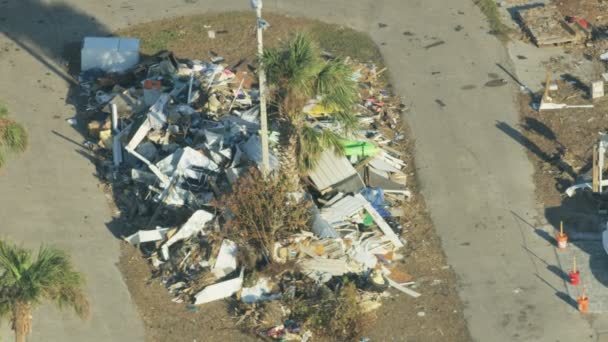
<box><xmin>99</xmin><ymin>129</ymin><xmax>113</xmax><ymax>149</ymax></box>
<box><xmin>302</xmin><ymin>102</ymin><xmax>341</xmax><ymax>116</ymax></box>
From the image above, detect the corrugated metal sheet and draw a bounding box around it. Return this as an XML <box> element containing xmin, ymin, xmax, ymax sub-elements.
<box><xmin>308</xmin><ymin>149</ymin><xmax>362</xmax><ymax>191</ymax></box>
<box><xmin>321</xmin><ymin>194</ymin><xmax>368</xmax><ymax>224</ymax></box>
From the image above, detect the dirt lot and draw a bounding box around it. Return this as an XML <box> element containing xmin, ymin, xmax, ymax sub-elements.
<box><xmin>516</xmin><ymin>77</ymin><xmax>608</xmax><ymax>206</ymax></box>
<box><xmin>556</xmin><ymin>0</ymin><xmax>608</xmax><ymax>27</ymax></box>
<box><xmin>112</xmin><ymin>12</ymin><xmax>469</xmax><ymax>342</ymax></box>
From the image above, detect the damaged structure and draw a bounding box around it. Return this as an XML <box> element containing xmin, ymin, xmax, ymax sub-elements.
<box><xmin>77</xmin><ymin>36</ymin><xmax>416</xmax><ymax>339</ymax></box>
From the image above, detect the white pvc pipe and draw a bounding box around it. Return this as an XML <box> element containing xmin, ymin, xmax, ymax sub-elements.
<box><xmin>111</xmin><ymin>103</ymin><xmax>119</xmax><ymax>132</ymax></box>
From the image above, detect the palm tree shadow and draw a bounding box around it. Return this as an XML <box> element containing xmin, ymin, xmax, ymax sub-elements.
<box><xmin>496</xmin><ymin>121</ymin><xmax>576</xmax><ymax>180</ymax></box>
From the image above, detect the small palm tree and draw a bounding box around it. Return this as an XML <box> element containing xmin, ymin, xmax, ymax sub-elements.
<box><xmin>260</xmin><ymin>34</ymin><xmax>359</xmax><ymax>188</ymax></box>
<box><xmin>0</xmin><ymin>241</ymin><xmax>90</xmax><ymax>342</ymax></box>
<box><xmin>0</xmin><ymin>104</ymin><xmax>28</xmax><ymax>167</ymax></box>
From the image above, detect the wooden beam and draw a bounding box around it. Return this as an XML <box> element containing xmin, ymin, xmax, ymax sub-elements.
<box><xmin>593</xmin><ymin>144</ymin><xmax>599</xmax><ymax>193</ymax></box>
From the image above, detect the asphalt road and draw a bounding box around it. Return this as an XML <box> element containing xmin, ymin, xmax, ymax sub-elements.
<box><xmin>0</xmin><ymin>0</ymin><xmax>596</xmax><ymax>341</ymax></box>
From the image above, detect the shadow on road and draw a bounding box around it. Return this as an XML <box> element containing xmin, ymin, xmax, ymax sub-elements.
<box><xmin>0</xmin><ymin>0</ymin><xmax>113</xmax><ymax>101</ymax></box>
<box><xmin>496</xmin><ymin>120</ymin><xmax>576</xmax><ymax>183</ymax></box>
<box><xmin>545</xmin><ymin>194</ymin><xmax>608</xmax><ymax>288</ymax></box>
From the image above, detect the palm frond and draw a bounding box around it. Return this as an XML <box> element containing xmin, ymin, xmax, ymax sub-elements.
<box><xmin>285</xmin><ymin>34</ymin><xmax>322</xmax><ymax>96</ymax></box>
<box><xmin>316</xmin><ymin>58</ymin><xmax>358</xmax><ymax>111</ymax></box>
<box><xmin>34</xmin><ymin>247</ymin><xmax>89</xmax><ymax>318</ymax></box>
<box><xmin>0</xmin><ymin>149</ymin><xmax>4</xmax><ymax>168</ymax></box>
<box><xmin>0</xmin><ymin>242</ymin><xmax>90</xmax><ymax>320</ymax></box>
<box><xmin>260</xmin><ymin>48</ymin><xmax>283</xmax><ymax>86</ymax></box>
<box><xmin>2</xmin><ymin>121</ymin><xmax>27</xmax><ymax>153</ymax></box>
<box><xmin>318</xmin><ymin>129</ymin><xmax>346</xmax><ymax>156</ymax></box>
<box><xmin>55</xmin><ymin>286</ymin><xmax>90</xmax><ymax>319</ymax></box>
<box><xmin>0</xmin><ymin>241</ymin><xmax>31</xmax><ymax>282</ymax></box>
<box><xmin>298</xmin><ymin>126</ymin><xmax>345</xmax><ymax>171</ymax></box>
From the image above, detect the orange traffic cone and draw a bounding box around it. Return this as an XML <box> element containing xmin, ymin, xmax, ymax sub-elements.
<box><xmin>556</xmin><ymin>221</ymin><xmax>568</xmax><ymax>249</ymax></box>
<box><xmin>578</xmin><ymin>286</ymin><xmax>589</xmax><ymax>313</ymax></box>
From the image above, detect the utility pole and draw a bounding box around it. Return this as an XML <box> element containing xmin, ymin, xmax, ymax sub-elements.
<box><xmin>252</xmin><ymin>0</ymin><xmax>270</xmax><ymax>176</ymax></box>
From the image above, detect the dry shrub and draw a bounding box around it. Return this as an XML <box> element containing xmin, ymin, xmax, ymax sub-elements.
<box><xmin>290</xmin><ymin>282</ymin><xmax>372</xmax><ymax>340</ymax></box>
<box><xmin>218</xmin><ymin>168</ymin><xmax>310</xmax><ymax>264</ymax></box>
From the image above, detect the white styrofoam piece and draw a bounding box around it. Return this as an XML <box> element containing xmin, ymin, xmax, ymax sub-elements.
<box><xmin>212</xmin><ymin>239</ymin><xmax>238</xmax><ymax>278</ymax></box>
<box><xmin>81</xmin><ymin>37</ymin><xmax>140</xmax><ymax>73</ymax></box>
<box><xmin>124</xmin><ymin>227</ymin><xmax>170</xmax><ymax>245</ymax></box>
<box><xmin>161</xmin><ymin>210</ymin><xmax>214</xmax><ymax>259</ymax></box>
<box><xmin>194</xmin><ymin>269</ymin><xmax>243</xmax><ymax>305</ymax></box>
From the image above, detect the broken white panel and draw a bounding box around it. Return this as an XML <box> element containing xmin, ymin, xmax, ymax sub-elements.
<box><xmin>212</xmin><ymin>239</ymin><xmax>238</xmax><ymax>278</ymax></box>
<box><xmin>539</xmin><ymin>101</ymin><xmax>593</xmax><ymax>111</ymax></box>
<box><xmin>156</xmin><ymin>147</ymin><xmax>219</xmax><ymax>179</ymax></box>
<box><xmin>124</xmin><ymin>227</ymin><xmax>170</xmax><ymax>245</ymax></box>
<box><xmin>161</xmin><ymin>185</ymin><xmax>190</xmax><ymax>207</ymax></box>
<box><xmin>593</xmin><ymin>81</ymin><xmax>605</xmax><ymax>99</ymax></box>
<box><xmin>147</xmin><ymin>94</ymin><xmax>169</xmax><ymax>129</ymax></box>
<box><xmin>241</xmin><ymin>278</ymin><xmax>281</xmax><ymax>303</ymax></box>
<box><xmin>351</xmin><ymin>246</ymin><xmax>378</xmax><ymax>270</ymax></box>
<box><xmin>194</xmin><ymin>269</ymin><xmax>243</xmax><ymax>305</ymax></box>
<box><xmin>325</xmin><ymin>192</ymin><xmax>345</xmax><ymax>207</ymax></box>
<box><xmin>362</xmin><ymin>198</ymin><xmax>404</xmax><ymax>248</ymax></box>
<box><xmin>308</xmin><ymin>148</ymin><xmax>363</xmax><ymax>192</ymax></box>
<box><xmin>126</xmin><ymin>94</ymin><xmax>169</xmax><ymax>152</ymax></box>
<box><xmin>369</xmin><ymin>156</ymin><xmax>403</xmax><ymax>174</ymax></box>
<box><xmin>300</xmin><ymin>258</ymin><xmax>349</xmax><ymax>283</ymax></box>
<box><xmin>239</xmin><ymin>135</ymin><xmax>280</xmax><ymax>171</ymax></box>
<box><xmin>81</xmin><ymin>37</ymin><xmax>140</xmax><ymax>73</ymax></box>
<box><xmin>161</xmin><ymin>209</ymin><xmax>214</xmax><ymax>259</ymax></box>
<box><xmin>387</xmin><ymin>278</ymin><xmax>421</xmax><ymax>298</ymax></box>
<box><xmin>126</xmin><ymin>120</ymin><xmax>153</xmax><ymax>151</ymax></box>
<box><xmin>321</xmin><ymin>194</ymin><xmax>368</xmax><ymax>225</ymax></box>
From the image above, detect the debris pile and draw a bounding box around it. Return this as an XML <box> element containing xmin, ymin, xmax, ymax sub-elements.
<box><xmin>78</xmin><ymin>42</ymin><xmax>415</xmax><ymax>339</ymax></box>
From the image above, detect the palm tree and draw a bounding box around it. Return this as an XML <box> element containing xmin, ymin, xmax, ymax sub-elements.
<box><xmin>0</xmin><ymin>104</ymin><xmax>27</xmax><ymax>167</ymax></box>
<box><xmin>0</xmin><ymin>241</ymin><xmax>90</xmax><ymax>342</ymax></box>
<box><xmin>260</xmin><ymin>34</ymin><xmax>359</xmax><ymax>189</ymax></box>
